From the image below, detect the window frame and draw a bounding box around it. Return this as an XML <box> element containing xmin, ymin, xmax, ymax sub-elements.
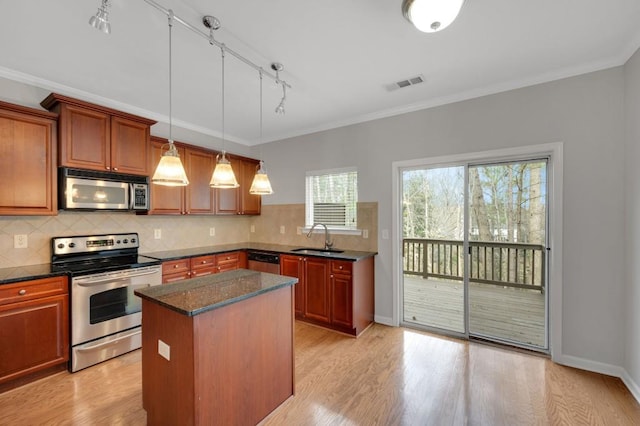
<box><xmin>305</xmin><ymin>167</ymin><xmax>360</xmax><ymax>235</ymax></box>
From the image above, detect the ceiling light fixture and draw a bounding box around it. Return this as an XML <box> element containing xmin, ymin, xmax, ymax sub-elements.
<box><xmin>250</xmin><ymin>71</ymin><xmax>274</xmax><ymax>195</ymax></box>
<box><xmin>152</xmin><ymin>10</ymin><xmax>189</xmax><ymax>187</ymax></box>
<box><xmin>89</xmin><ymin>0</ymin><xmax>112</xmax><ymax>34</ymax></box>
<box><xmin>272</xmin><ymin>63</ymin><xmax>286</xmax><ymax>114</ymax></box>
<box><xmin>210</xmin><ymin>46</ymin><xmax>239</xmax><ymax>189</ymax></box>
<box><xmin>402</xmin><ymin>0</ymin><xmax>465</xmax><ymax>33</ymax></box>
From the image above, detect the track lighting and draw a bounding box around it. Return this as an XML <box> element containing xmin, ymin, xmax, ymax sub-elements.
<box><xmin>210</xmin><ymin>47</ymin><xmax>240</xmax><ymax>189</ymax></box>
<box><xmin>272</xmin><ymin>63</ymin><xmax>286</xmax><ymax>115</ymax></box>
<box><xmin>89</xmin><ymin>0</ymin><xmax>112</xmax><ymax>34</ymax></box>
<box><xmin>250</xmin><ymin>71</ymin><xmax>274</xmax><ymax>195</ymax></box>
<box><xmin>152</xmin><ymin>11</ymin><xmax>189</xmax><ymax>186</ymax></box>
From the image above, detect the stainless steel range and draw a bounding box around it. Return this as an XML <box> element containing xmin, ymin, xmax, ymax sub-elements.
<box><xmin>51</xmin><ymin>233</ymin><xmax>161</xmax><ymax>372</ymax></box>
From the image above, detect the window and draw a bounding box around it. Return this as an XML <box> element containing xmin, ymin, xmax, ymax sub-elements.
<box><xmin>306</xmin><ymin>168</ymin><xmax>358</xmax><ymax>230</ymax></box>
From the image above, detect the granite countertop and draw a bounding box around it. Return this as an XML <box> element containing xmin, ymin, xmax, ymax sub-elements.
<box><xmin>135</xmin><ymin>269</ymin><xmax>297</xmax><ymax>316</ymax></box>
<box><xmin>143</xmin><ymin>242</ymin><xmax>377</xmax><ymax>262</ymax></box>
<box><xmin>0</xmin><ymin>264</ymin><xmax>68</xmax><ymax>285</ymax></box>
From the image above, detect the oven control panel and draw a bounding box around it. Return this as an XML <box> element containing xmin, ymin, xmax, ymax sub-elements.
<box><xmin>52</xmin><ymin>233</ymin><xmax>139</xmax><ymax>256</ymax></box>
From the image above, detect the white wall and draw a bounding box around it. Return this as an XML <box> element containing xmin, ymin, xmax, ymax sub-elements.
<box><xmin>624</xmin><ymin>47</ymin><xmax>640</xmax><ymax>395</ymax></box>
<box><xmin>261</xmin><ymin>68</ymin><xmax>627</xmax><ymax>367</ymax></box>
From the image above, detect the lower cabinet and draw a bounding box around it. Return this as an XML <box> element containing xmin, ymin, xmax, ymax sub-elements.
<box><xmin>161</xmin><ymin>251</ymin><xmax>246</xmax><ymax>284</ymax></box>
<box><xmin>0</xmin><ymin>276</ymin><xmax>69</xmax><ymax>389</ymax></box>
<box><xmin>280</xmin><ymin>254</ymin><xmax>374</xmax><ymax>336</ymax></box>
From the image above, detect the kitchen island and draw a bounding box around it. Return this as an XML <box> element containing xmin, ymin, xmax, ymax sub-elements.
<box><xmin>134</xmin><ymin>269</ymin><xmax>297</xmax><ymax>426</ymax></box>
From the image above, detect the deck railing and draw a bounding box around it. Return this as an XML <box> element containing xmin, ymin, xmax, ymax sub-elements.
<box><xmin>403</xmin><ymin>238</ymin><xmax>546</xmax><ymax>292</ymax></box>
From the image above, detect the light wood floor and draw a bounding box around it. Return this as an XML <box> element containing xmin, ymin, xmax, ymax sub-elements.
<box><xmin>1</xmin><ymin>321</ymin><xmax>639</xmax><ymax>425</ymax></box>
<box><xmin>404</xmin><ymin>276</ymin><xmax>545</xmax><ymax>347</ymax></box>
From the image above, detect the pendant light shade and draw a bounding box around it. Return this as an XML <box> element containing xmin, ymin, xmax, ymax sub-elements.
<box><xmin>402</xmin><ymin>0</ymin><xmax>465</xmax><ymax>33</ymax></box>
<box><xmin>250</xmin><ymin>161</ymin><xmax>273</xmax><ymax>195</ymax></box>
<box><xmin>210</xmin><ymin>151</ymin><xmax>239</xmax><ymax>188</ymax></box>
<box><xmin>152</xmin><ymin>142</ymin><xmax>189</xmax><ymax>186</ymax></box>
<box><xmin>152</xmin><ymin>10</ymin><xmax>189</xmax><ymax>187</ymax></box>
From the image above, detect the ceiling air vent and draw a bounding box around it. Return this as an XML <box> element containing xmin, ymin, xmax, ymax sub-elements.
<box><xmin>387</xmin><ymin>74</ymin><xmax>425</xmax><ymax>91</ymax></box>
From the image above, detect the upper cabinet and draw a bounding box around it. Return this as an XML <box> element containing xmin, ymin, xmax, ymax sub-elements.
<box><xmin>214</xmin><ymin>155</ymin><xmax>261</xmax><ymax>215</ymax></box>
<box><xmin>41</xmin><ymin>93</ymin><xmax>156</xmax><ymax>176</ymax></box>
<box><xmin>148</xmin><ymin>138</ymin><xmax>262</xmax><ymax>216</ymax></box>
<box><xmin>0</xmin><ymin>100</ymin><xmax>58</xmax><ymax>215</ymax></box>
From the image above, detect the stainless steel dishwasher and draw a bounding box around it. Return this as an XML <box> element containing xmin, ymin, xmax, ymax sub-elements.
<box><xmin>247</xmin><ymin>251</ymin><xmax>281</xmax><ymax>274</ymax></box>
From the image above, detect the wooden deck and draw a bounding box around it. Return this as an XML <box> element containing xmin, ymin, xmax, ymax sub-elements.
<box><xmin>403</xmin><ymin>275</ymin><xmax>546</xmax><ymax>348</ymax></box>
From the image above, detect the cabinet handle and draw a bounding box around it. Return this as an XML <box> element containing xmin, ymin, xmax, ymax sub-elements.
<box><xmin>201</xmin><ymin>260</ymin><xmax>207</xmax><ymax>264</ymax></box>
<box><xmin>113</xmin><ymin>167</ymin><xmax>118</xmax><ymax>171</ymax></box>
<box><xmin>339</xmin><ymin>266</ymin><xmax>343</xmax><ymax>270</ymax></box>
<box><xmin>105</xmin><ymin>166</ymin><xmax>110</xmax><ymax>170</ymax></box>
<box><xmin>18</xmin><ymin>289</ymin><xmax>26</xmax><ymax>296</ymax></box>
<box><xmin>330</xmin><ymin>274</ymin><xmax>334</xmax><ymax>278</ymax></box>
<box><xmin>226</xmin><ymin>256</ymin><xmax>230</xmax><ymax>260</ymax></box>
<box><xmin>187</xmin><ymin>272</ymin><xmax>192</xmax><ymax>276</ymax></box>
<box><xmin>174</xmin><ymin>265</ymin><xmax>179</xmax><ymax>269</ymax></box>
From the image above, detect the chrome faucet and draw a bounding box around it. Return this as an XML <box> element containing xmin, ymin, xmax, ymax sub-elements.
<box><xmin>307</xmin><ymin>223</ymin><xmax>334</xmax><ymax>250</ymax></box>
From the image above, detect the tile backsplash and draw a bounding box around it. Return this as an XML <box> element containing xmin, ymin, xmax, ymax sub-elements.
<box><xmin>0</xmin><ymin>202</ymin><xmax>378</xmax><ymax>268</ymax></box>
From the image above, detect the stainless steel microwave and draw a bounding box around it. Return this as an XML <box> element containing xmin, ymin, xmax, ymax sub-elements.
<box><xmin>59</xmin><ymin>168</ymin><xmax>149</xmax><ymax>211</ymax></box>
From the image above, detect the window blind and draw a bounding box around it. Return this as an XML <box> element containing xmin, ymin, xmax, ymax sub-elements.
<box><xmin>305</xmin><ymin>168</ymin><xmax>357</xmax><ymax>229</ymax></box>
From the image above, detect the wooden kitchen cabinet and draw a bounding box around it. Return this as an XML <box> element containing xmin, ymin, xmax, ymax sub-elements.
<box><xmin>41</xmin><ymin>93</ymin><xmax>155</xmax><ymax>176</ymax></box>
<box><xmin>0</xmin><ymin>100</ymin><xmax>58</xmax><ymax>215</ymax></box>
<box><xmin>148</xmin><ymin>138</ymin><xmax>216</xmax><ymax>215</ymax></box>
<box><xmin>214</xmin><ymin>155</ymin><xmax>262</xmax><ymax>215</ymax></box>
<box><xmin>0</xmin><ymin>276</ymin><xmax>69</xmax><ymax>391</ymax></box>
<box><xmin>280</xmin><ymin>254</ymin><xmax>374</xmax><ymax>336</ymax></box>
<box><xmin>161</xmin><ymin>251</ymin><xmax>245</xmax><ymax>284</ymax></box>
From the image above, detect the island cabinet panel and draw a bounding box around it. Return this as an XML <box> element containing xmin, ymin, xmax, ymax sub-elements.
<box><xmin>141</xmin><ymin>284</ymin><xmax>294</xmax><ymax>425</ymax></box>
<box><xmin>0</xmin><ymin>276</ymin><xmax>69</xmax><ymax>391</ymax></box>
<box><xmin>280</xmin><ymin>254</ymin><xmax>375</xmax><ymax>336</ymax></box>
<box><xmin>41</xmin><ymin>93</ymin><xmax>155</xmax><ymax>176</ymax></box>
<box><xmin>0</xmin><ymin>100</ymin><xmax>58</xmax><ymax>215</ymax></box>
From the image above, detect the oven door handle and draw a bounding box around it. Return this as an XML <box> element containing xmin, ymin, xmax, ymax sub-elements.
<box><xmin>74</xmin><ymin>267</ymin><xmax>160</xmax><ymax>285</ymax></box>
<box><xmin>76</xmin><ymin>329</ymin><xmax>141</xmax><ymax>352</ymax></box>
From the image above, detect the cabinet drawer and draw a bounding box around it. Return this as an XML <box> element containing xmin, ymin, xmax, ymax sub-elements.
<box><xmin>162</xmin><ymin>259</ymin><xmax>190</xmax><ymax>275</ymax></box>
<box><xmin>162</xmin><ymin>271</ymin><xmax>191</xmax><ymax>284</ymax></box>
<box><xmin>216</xmin><ymin>252</ymin><xmax>239</xmax><ymax>265</ymax></box>
<box><xmin>331</xmin><ymin>260</ymin><xmax>353</xmax><ymax>274</ymax></box>
<box><xmin>0</xmin><ymin>276</ymin><xmax>67</xmax><ymax>306</ymax></box>
<box><xmin>191</xmin><ymin>255</ymin><xmax>216</xmax><ymax>270</ymax></box>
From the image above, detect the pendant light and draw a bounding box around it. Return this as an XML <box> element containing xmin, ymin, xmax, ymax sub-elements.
<box><xmin>152</xmin><ymin>11</ymin><xmax>189</xmax><ymax>187</ymax></box>
<box><xmin>250</xmin><ymin>70</ymin><xmax>274</xmax><ymax>195</ymax></box>
<box><xmin>210</xmin><ymin>47</ymin><xmax>239</xmax><ymax>189</ymax></box>
<box><xmin>89</xmin><ymin>0</ymin><xmax>111</xmax><ymax>34</ymax></box>
<box><xmin>402</xmin><ymin>0</ymin><xmax>465</xmax><ymax>33</ymax></box>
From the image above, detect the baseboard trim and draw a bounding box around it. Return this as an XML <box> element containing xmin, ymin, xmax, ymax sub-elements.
<box><xmin>557</xmin><ymin>354</ymin><xmax>625</xmax><ymax>377</ymax></box>
<box><xmin>374</xmin><ymin>315</ymin><xmax>394</xmax><ymax>326</ymax></box>
<box><xmin>621</xmin><ymin>370</ymin><xmax>640</xmax><ymax>404</ymax></box>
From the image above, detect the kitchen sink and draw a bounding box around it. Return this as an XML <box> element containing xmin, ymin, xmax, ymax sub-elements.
<box><xmin>291</xmin><ymin>247</ymin><xmax>344</xmax><ymax>254</ymax></box>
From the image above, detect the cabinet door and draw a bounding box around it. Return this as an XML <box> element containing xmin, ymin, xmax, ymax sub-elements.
<box><xmin>240</xmin><ymin>159</ymin><xmax>262</xmax><ymax>215</ymax></box>
<box><xmin>148</xmin><ymin>138</ymin><xmax>185</xmax><ymax>215</ymax></box>
<box><xmin>304</xmin><ymin>257</ymin><xmax>330</xmax><ymax>323</ymax></box>
<box><xmin>185</xmin><ymin>148</ymin><xmax>215</xmax><ymax>214</ymax></box>
<box><xmin>216</xmin><ymin>252</ymin><xmax>241</xmax><ymax>273</ymax></box>
<box><xmin>214</xmin><ymin>157</ymin><xmax>241</xmax><ymax>214</ymax></box>
<box><xmin>331</xmin><ymin>272</ymin><xmax>353</xmax><ymax>328</ymax></box>
<box><xmin>59</xmin><ymin>104</ymin><xmax>110</xmax><ymax>171</ymax></box>
<box><xmin>0</xmin><ymin>294</ymin><xmax>69</xmax><ymax>385</ymax></box>
<box><xmin>162</xmin><ymin>258</ymin><xmax>191</xmax><ymax>283</ymax></box>
<box><xmin>0</xmin><ymin>104</ymin><xmax>57</xmax><ymax>215</ymax></box>
<box><xmin>280</xmin><ymin>255</ymin><xmax>304</xmax><ymax>317</ymax></box>
<box><xmin>110</xmin><ymin>116</ymin><xmax>150</xmax><ymax>175</ymax></box>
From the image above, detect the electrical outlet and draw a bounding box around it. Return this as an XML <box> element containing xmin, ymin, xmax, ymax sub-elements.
<box><xmin>250</xmin><ymin>225</ymin><xmax>255</xmax><ymax>233</ymax></box>
<box><xmin>382</xmin><ymin>229</ymin><xmax>389</xmax><ymax>240</ymax></box>
<box><xmin>14</xmin><ymin>234</ymin><xmax>28</xmax><ymax>249</ymax></box>
<box><xmin>158</xmin><ymin>339</ymin><xmax>170</xmax><ymax>361</ymax></box>
<box><xmin>209</xmin><ymin>227</ymin><xmax>216</xmax><ymax>237</ymax></box>
<box><xmin>280</xmin><ymin>225</ymin><xmax>285</xmax><ymax>234</ymax></box>
<box><xmin>297</xmin><ymin>226</ymin><xmax>302</xmax><ymax>235</ymax></box>
<box><xmin>154</xmin><ymin>229</ymin><xmax>162</xmax><ymax>239</ymax></box>
<box><xmin>362</xmin><ymin>229</ymin><xmax>369</xmax><ymax>239</ymax></box>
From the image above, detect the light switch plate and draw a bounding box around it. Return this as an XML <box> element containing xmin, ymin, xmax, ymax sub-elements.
<box><xmin>280</xmin><ymin>225</ymin><xmax>285</xmax><ymax>234</ymax></box>
<box><xmin>154</xmin><ymin>229</ymin><xmax>162</xmax><ymax>239</ymax></box>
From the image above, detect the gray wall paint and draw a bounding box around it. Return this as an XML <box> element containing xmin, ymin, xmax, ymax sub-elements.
<box><xmin>261</xmin><ymin>68</ymin><xmax>627</xmax><ymax>367</ymax></box>
<box><xmin>625</xmin><ymin>48</ymin><xmax>640</xmax><ymax>386</ymax></box>
<box><xmin>0</xmin><ymin>65</ymin><xmax>631</xmax><ymax>369</ymax></box>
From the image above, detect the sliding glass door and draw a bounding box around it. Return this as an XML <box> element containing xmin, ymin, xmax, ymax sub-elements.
<box><xmin>401</xmin><ymin>158</ymin><xmax>549</xmax><ymax>351</ymax></box>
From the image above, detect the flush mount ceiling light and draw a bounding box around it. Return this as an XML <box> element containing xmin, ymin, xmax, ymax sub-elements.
<box><xmin>250</xmin><ymin>71</ymin><xmax>274</xmax><ymax>195</ymax></box>
<box><xmin>152</xmin><ymin>11</ymin><xmax>189</xmax><ymax>187</ymax></box>
<box><xmin>89</xmin><ymin>0</ymin><xmax>112</xmax><ymax>34</ymax></box>
<box><xmin>402</xmin><ymin>0</ymin><xmax>465</xmax><ymax>33</ymax></box>
<box><xmin>210</xmin><ymin>47</ymin><xmax>240</xmax><ymax>189</ymax></box>
<box><xmin>272</xmin><ymin>63</ymin><xmax>286</xmax><ymax>114</ymax></box>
